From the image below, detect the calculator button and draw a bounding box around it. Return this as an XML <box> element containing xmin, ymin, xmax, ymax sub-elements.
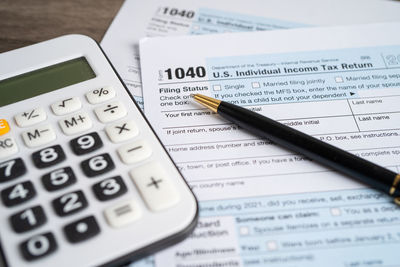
<box><xmin>130</xmin><ymin>162</ymin><xmax>180</xmax><ymax>212</ymax></box>
<box><xmin>0</xmin><ymin>119</ymin><xmax>10</xmax><ymax>135</ymax></box>
<box><xmin>15</xmin><ymin>108</ymin><xmax>47</xmax><ymax>127</ymax></box>
<box><xmin>94</xmin><ymin>101</ymin><xmax>127</xmax><ymax>123</ymax></box>
<box><xmin>0</xmin><ymin>136</ymin><xmax>18</xmax><ymax>159</ymax></box>
<box><xmin>42</xmin><ymin>167</ymin><xmax>77</xmax><ymax>192</ymax></box>
<box><xmin>51</xmin><ymin>97</ymin><xmax>82</xmax><ymax>116</ymax></box>
<box><xmin>58</xmin><ymin>112</ymin><xmax>93</xmax><ymax>136</ymax></box>
<box><xmin>70</xmin><ymin>132</ymin><xmax>103</xmax><ymax>155</ymax></box>
<box><xmin>63</xmin><ymin>216</ymin><xmax>100</xmax><ymax>243</ymax></box>
<box><xmin>117</xmin><ymin>140</ymin><xmax>152</xmax><ymax>164</ymax></box>
<box><xmin>20</xmin><ymin>232</ymin><xmax>57</xmax><ymax>261</ymax></box>
<box><xmin>10</xmin><ymin>206</ymin><xmax>47</xmax><ymax>233</ymax></box>
<box><xmin>81</xmin><ymin>153</ymin><xmax>115</xmax><ymax>177</ymax></box>
<box><xmin>52</xmin><ymin>190</ymin><xmax>88</xmax><ymax>217</ymax></box>
<box><xmin>92</xmin><ymin>176</ymin><xmax>127</xmax><ymax>201</ymax></box>
<box><xmin>1</xmin><ymin>181</ymin><xmax>36</xmax><ymax>207</ymax></box>
<box><xmin>86</xmin><ymin>86</ymin><xmax>116</xmax><ymax>104</ymax></box>
<box><xmin>32</xmin><ymin>145</ymin><xmax>66</xmax><ymax>169</ymax></box>
<box><xmin>21</xmin><ymin>124</ymin><xmax>56</xmax><ymax>148</ymax></box>
<box><xmin>0</xmin><ymin>158</ymin><xmax>26</xmax><ymax>183</ymax></box>
<box><xmin>104</xmin><ymin>199</ymin><xmax>141</xmax><ymax>228</ymax></box>
<box><xmin>105</xmin><ymin>120</ymin><xmax>139</xmax><ymax>143</ymax></box>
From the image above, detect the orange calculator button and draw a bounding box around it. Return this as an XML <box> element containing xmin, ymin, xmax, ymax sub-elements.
<box><xmin>0</xmin><ymin>119</ymin><xmax>10</xmax><ymax>135</ymax></box>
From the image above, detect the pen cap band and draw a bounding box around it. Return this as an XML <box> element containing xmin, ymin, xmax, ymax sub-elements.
<box><xmin>390</xmin><ymin>174</ymin><xmax>400</xmax><ymax>195</ymax></box>
<box><xmin>193</xmin><ymin>94</ymin><xmax>221</xmax><ymax>113</ymax></box>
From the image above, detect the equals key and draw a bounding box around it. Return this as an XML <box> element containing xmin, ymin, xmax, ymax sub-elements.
<box><xmin>104</xmin><ymin>200</ymin><xmax>142</xmax><ymax>228</ymax></box>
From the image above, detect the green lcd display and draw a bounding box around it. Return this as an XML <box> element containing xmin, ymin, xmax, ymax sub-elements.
<box><xmin>0</xmin><ymin>57</ymin><xmax>96</xmax><ymax>107</ymax></box>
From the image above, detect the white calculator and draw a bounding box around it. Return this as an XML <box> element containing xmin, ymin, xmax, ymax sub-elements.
<box><xmin>0</xmin><ymin>35</ymin><xmax>198</xmax><ymax>267</ymax></box>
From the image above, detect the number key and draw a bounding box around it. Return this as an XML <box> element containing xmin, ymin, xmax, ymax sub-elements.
<box><xmin>32</xmin><ymin>145</ymin><xmax>66</xmax><ymax>169</ymax></box>
<box><xmin>52</xmin><ymin>190</ymin><xmax>88</xmax><ymax>217</ymax></box>
<box><xmin>1</xmin><ymin>181</ymin><xmax>36</xmax><ymax>207</ymax></box>
<box><xmin>92</xmin><ymin>176</ymin><xmax>127</xmax><ymax>201</ymax></box>
<box><xmin>81</xmin><ymin>153</ymin><xmax>115</xmax><ymax>177</ymax></box>
<box><xmin>20</xmin><ymin>232</ymin><xmax>57</xmax><ymax>261</ymax></box>
<box><xmin>10</xmin><ymin>206</ymin><xmax>47</xmax><ymax>233</ymax></box>
<box><xmin>0</xmin><ymin>158</ymin><xmax>26</xmax><ymax>183</ymax></box>
<box><xmin>42</xmin><ymin>167</ymin><xmax>77</xmax><ymax>192</ymax></box>
<box><xmin>70</xmin><ymin>132</ymin><xmax>103</xmax><ymax>155</ymax></box>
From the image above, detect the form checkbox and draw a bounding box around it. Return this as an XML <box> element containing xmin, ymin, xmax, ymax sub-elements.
<box><xmin>335</xmin><ymin>76</ymin><xmax>344</xmax><ymax>83</ymax></box>
<box><xmin>266</xmin><ymin>241</ymin><xmax>278</xmax><ymax>251</ymax></box>
<box><xmin>330</xmin><ymin>207</ymin><xmax>341</xmax><ymax>216</ymax></box>
<box><xmin>239</xmin><ymin>226</ymin><xmax>250</xmax><ymax>236</ymax></box>
<box><xmin>213</xmin><ymin>84</ymin><xmax>222</xmax><ymax>91</ymax></box>
<box><xmin>252</xmin><ymin>82</ymin><xmax>260</xmax><ymax>88</ymax></box>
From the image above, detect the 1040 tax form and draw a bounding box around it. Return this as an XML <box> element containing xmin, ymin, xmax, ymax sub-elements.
<box><xmin>139</xmin><ymin>23</ymin><xmax>400</xmax><ymax>267</ymax></box>
<box><xmin>101</xmin><ymin>0</ymin><xmax>400</xmax><ymax>108</ymax></box>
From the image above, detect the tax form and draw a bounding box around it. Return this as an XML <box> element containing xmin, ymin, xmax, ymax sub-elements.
<box><xmin>139</xmin><ymin>23</ymin><xmax>400</xmax><ymax>267</ymax></box>
<box><xmin>101</xmin><ymin>0</ymin><xmax>400</xmax><ymax>108</ymax></box>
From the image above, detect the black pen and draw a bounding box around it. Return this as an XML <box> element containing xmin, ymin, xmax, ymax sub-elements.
<box><xmin>193</xmin><ymin>94</ymin><xmax>400</xmax><ymax>205</ymax></box>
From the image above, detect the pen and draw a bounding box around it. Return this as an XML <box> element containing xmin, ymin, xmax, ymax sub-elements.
<box><xmin>193</xmin><ymin>94</ymin><xmax>400</xmax><ymax>205</ymax></box>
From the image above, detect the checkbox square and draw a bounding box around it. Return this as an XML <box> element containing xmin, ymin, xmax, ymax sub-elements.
<box><xmin>252</xmin><ymin>82</ymin><xmax>260</xmax><ymax>88</ymax></box>
<box><xmin>239</xmin><ymin>226</ymin><xmax>250</xmax><ymax>236</ymax></box>
<box><xmin>330</xmin><ymin>207</ymin><xmax>341</xmax><ymax>216</ymax></box>
<box><xmin>213</xmin><ymin>85</ymin><xmax>221</xmax><ymax>91</ymax></box>
<box><xmin>335</xmin><ymin>76</ymin><xmax>344</xmax><ymax>83</ymax></box>
<box><xmin>266</xmin><ymin>241</ymin><xmax>278</xmax><ymax>251</ymax></box>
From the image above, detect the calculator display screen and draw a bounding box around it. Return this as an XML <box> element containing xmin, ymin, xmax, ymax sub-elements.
<box><xmin>0</xmin><ymin>57</ymin><xmax>96</xmax><ymax>107</ymax></box>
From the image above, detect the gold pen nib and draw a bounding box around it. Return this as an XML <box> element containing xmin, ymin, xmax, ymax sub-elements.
<box><xmin>192</xmin><ymin>94</ymin><xmax>221</xmax><ymax>113</ymax></box>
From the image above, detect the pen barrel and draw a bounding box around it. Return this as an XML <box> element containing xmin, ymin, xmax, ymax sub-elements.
<box><xmin>218</xmin><ymin>101</ymin><xmax>400</xmax><ymax>197</ymax></box>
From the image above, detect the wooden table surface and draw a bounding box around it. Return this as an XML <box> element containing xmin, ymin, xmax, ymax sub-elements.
<box><xmin>0</xmin><ymin>0</ymin><xmax>124</xmax><ymax>53</ymax></box>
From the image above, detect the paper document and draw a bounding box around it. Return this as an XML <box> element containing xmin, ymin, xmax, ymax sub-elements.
<box><xmin>101</xmin><ymin>0</ymin><xmax>400</xmax><ymax>107</ymax></box>
<box><xmin>139</xmin><ymin>23</ymin><xmax>400</xmax><ymax>266</ymax></box>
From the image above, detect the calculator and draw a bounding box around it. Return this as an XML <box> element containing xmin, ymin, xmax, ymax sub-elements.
<box><xmin>0</xmin><ymin>35</ymin><xmax>198</xmax><ymax>267</ymax></box>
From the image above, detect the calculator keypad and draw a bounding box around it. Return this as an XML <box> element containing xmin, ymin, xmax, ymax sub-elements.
<box><xmin>21</xmin><ymin>124</ymin><xmax>57</xmax><ymax>148</ymax></box>
<box><xmin>32</xmin><ymin>145</ymin><xmax>66</xmax><ymax>169</ymax></box>
<box><xmin>118</xmin><ymin>140</ymin><xmax>152</xmax><ymax>164</ymax></box>
<box><xmin>63</xmin><ymin>216</ymin><xmax>100</xmax><ymax>243</ymax></box>
<box><xmin>105</xmin><ymin>119</ymin><xmax>139</xmax><ymax>143</ymax></box>
<box><xmin>70</xmin><ymin>132</ymin><xmax>103</xmax><ymax>155</ymax></box>
<box><xmin>52</xmin><ymin>190</ymin><xmax>88</xmax><ymax>217</ymax></box>
<box><xmin>14</xmin><ymin>108</ymin><xmax>47</xmax><ymax>128</ymax></box>
<box><xmin>1</xmin><ymin>84</ymin><xmax>185</xmax><ymax>265</ymax></box>
<box><xmin>51</xmin><ymin>97</ymin><xmax>82</xmax><ymax>116</ymax></box>
<box><xmin>81</xmin><ymin>153</ymin><xmax>115</xmax><ymax>177</ymax></box>
<box><xmin>0</xmin><ymin>158</ymin><xmax>26</xmax><ymax>183</ymax></box>
<box><xmin>0</xmin><ymin>119</ymin><xmax>10</xmax><ymax>136</ymax></box>
<box><xmin>1</xmin><ymin>181</ymin><xmax>36</xmax><ymax>207</ymax></box>
<box><xmin>94</xmin><ymin>101</ymin><xmax>127</xmax><ymax>123</ymax></box>
<box><xmin>86</xmin><ymin>86</ymin><xmax>116</xmax><ymax>104</ymax></box>
<box><xmin>130</xmin><ymin>162</ymin><xmax>180</xmax><ymax>212</ymax></box>
<box><xmin>58</xmin><ymin>112</ymin><xmax>93</xmax><ymax>135</ymax></box>
<box><xmin>10</xmin><ymin>206</ymin><xmax>47</xmax><ymax>233</ymax></box>
<box><xmin>0</xmin><ymin>136</ymin><xmax>19</xmax><ymax>159</ymax></box>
